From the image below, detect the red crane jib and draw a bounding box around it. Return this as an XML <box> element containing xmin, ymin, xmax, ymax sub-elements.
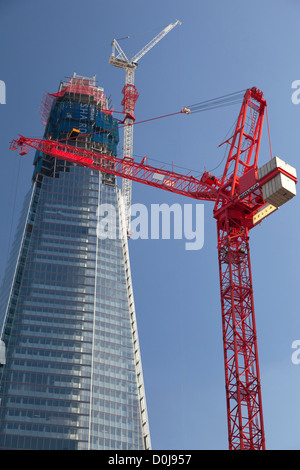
<box><xmin>10</xmin><ymin>130</ymin><xmax>294</xmax><ymax>229</ymax></box>
<box><xmin>10</xmin><ymin>135</ymin><xmax>221</xmax><ymax>202</ymax></box>
<box><xmin>10</xmin><ymin>87</ymin><xmax>297</xmax><ymax>450</ymax></box>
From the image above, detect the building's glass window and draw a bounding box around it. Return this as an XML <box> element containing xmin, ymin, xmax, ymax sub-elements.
<box><xmin>0</xmin><ymin>79</ymin><xmax>146</xmax><ymax>450</ymax></box>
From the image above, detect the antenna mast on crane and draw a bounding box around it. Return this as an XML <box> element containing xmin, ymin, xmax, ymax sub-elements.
<box><xmin>109</xmin><ymin>19</ymin><xmax>181</xmax><ymax>236</ymax></box>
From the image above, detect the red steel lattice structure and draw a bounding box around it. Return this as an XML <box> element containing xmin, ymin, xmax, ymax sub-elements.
<box><xmin>10</xmin><ymin>87</ymin><xmax>297</xmax><ymax>450</ymax></box>
<box><xmin>214</xmin><ymin>87</ymin><xmax>267</xmax><ymax>450</ymax></box>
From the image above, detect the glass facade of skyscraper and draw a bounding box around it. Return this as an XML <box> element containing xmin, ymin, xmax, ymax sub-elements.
<box><xmin>0</xmin><ymin>75</ymin><xmax>150</xmax><ymax>450</ymax></box>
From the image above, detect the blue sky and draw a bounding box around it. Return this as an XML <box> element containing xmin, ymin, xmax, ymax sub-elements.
<box><xmin>0</xmin><ymin>0</ymin><xmax>300</xmax><ymax>450</ymax></box>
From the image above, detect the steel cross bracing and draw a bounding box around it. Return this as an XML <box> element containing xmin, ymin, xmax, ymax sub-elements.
<box><xmin>10</xmin><ymin>136</ymin><xmax>220</xmax><ymax>201</ymax></box>
<box><xmin>109</xmin><ymin>20</ymin><xmax>181</xmax><ymax>236</ymax></box>
<box><xmin>217</xmin><ymin>221</ymin><xmax>264</xmax><ymax>449</ymax></box>
<box><xmin>214</xmin><ymin>87</ymin><xmax>267</xmax><ymax>450</ymax></box>
<box><xmin>10</xmin><ymin>87</ymin><xmax>297</xmax><ymax>450</ymax></box>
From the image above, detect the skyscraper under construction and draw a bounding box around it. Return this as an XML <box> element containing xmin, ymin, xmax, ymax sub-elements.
<box><xmin>0</xmin><ymin>74</ymin><xmax>151</xmax><ymax>450</ymax></box>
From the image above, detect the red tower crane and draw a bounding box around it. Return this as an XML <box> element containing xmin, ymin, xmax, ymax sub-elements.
<box><xmin>10</xmin><ymin>87</ymin><xmax>297</xmax><ymax>450</ymax></box>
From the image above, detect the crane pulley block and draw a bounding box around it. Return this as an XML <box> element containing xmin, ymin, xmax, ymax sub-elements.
<box><xmin>200</xmin><ymin>171</ymin><xmax>221</xmax><ymax>188</ymax></box>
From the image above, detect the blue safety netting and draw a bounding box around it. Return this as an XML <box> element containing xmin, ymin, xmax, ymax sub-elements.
<box><xmin>35</xmin><ymin>100</ymin><xmax>120</xmax><ymax>178</ymax></box>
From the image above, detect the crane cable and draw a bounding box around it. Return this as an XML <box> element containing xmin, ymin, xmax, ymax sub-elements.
<box><xmin>266</xmin><ymin>107</ymin><xmax>273</xmax><ymax>159</ymax></box>
<box><xmin>33</xmin><ymin>89</ymin><xmax>247</xmax><ymax>180</ymax></box>
<box><xmin>33</xmin><ymin>89</ymin><xmax>250</xmax><ymax>179</ymax></box>
<box><xmin>52</xmin><ymin>89</ymin><xmax>246</xmax><ymax>144</ymax></box>
<box><xmin>122</xmin><ymin>113</ymin><xmax>240</xmax><ymax>178</ymax></box>
<box><xmin>187</xmin><ymin>89</ymin><xmax>246</xmax><ymax>114</ymax></box>
<box><xmin>55</xmin><ymin>110</ymin><xmax>182</xmax><ymax>144</ymax></box>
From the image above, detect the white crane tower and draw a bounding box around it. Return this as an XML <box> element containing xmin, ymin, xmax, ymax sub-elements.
<box><xmin>109</xmin><ymin>20</ymin><xmax>181</xmax><ymax>236</ymax></box>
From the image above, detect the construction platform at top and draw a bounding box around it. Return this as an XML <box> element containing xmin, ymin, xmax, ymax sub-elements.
<box><xmin>35</xmin><ymin>73</ymin><xmax>120</xmax><ymax>181</ymax></box>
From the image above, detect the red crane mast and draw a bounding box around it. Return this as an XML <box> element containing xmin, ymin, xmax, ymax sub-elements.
<box><xmin>10</xmin><ymin>87</ymin><xmax>297</xmax><ymax>450</ymax></box>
